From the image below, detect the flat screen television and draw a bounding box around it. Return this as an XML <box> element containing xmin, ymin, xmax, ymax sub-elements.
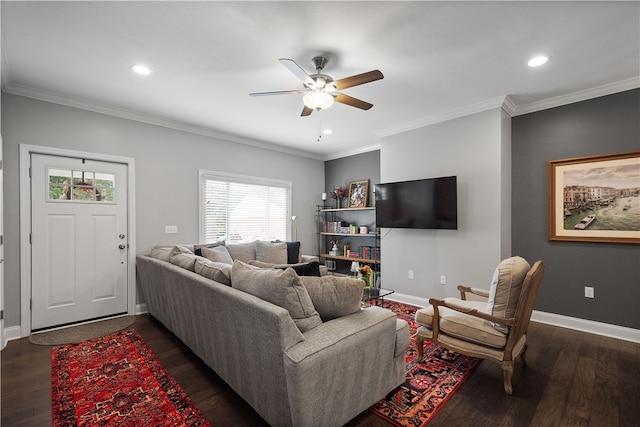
<box><xmin>374</xmin><ymin>176</ymin><xmax>457</xmax><ymax>230</ymax></box>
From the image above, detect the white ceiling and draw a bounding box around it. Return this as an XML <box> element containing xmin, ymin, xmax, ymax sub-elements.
<box><xmin>2</xmin><ymin>1</ymin><xmax>639</xmax><ymax>160</ymax></box>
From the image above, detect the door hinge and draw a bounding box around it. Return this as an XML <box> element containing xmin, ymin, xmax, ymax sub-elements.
<box><xmin>30</xmin><ymin>298</ymin><xmax>32</xmax><ymax>310</ymax></box>
<box><xmin>29</xmin><ymin>167</ymin><xmax>32</xmax><ymax>178</ymax></box>
<box><xmin>0</xmin><ymin>310</ymin><xmax>4</xmax><ymax>321</ymax></box>
<box><xmin>0</xmin><ymin>235</ymin><xmax>3</xmax><ymax>245</ymax></box>
<box><xmin>29</xmin><ymin>233</ymin><xmax>32</xmax><ymax>244</ymax></box>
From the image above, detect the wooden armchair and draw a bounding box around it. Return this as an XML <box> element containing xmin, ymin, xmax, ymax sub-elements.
<box><xmin>414</xmin><ymin>257</ymin><xmax>544</xmax><ymax>394</ymax></box>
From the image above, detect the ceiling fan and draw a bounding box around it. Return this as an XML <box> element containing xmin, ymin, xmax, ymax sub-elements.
<box><xmin>250</xmin><ymin>56</ymin><xmax>384</xmax><ymax>116</ymax></box>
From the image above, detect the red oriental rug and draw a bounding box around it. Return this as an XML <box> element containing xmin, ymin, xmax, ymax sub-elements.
<box><xmin>370</xmin><ymin>300</ymin><xmax>480</xmax><ymax>426</ymax></box>
<box><xmin>51</xmin><ymin>329</ymin><xmax>211</xmax><ymax>426</ymax></box>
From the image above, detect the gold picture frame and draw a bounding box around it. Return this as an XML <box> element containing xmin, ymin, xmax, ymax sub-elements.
<box><xmin>348</xmin><ymin>179</ymin><xmax>369</xmax><ymax>208</ymax></box>
<box><xmin>548</xmin><ymin>150</ymin><xmax>640</xmax><ymax>244</ymax></box>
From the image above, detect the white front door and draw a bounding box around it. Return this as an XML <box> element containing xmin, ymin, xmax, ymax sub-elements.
<box><xmin>31</xmin><ymin>154</ymin><xmax>128</xmax><ymax>330</ymax></box>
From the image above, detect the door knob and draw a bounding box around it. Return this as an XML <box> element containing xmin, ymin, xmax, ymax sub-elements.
<box><xmin>118</xmin><ymin>244</ymin><xmax>126</xmax><ymax>250</ymax></box>
<box><xmin>119</xmin><ymin>234</ymin><xmax>126</xmax><ymax>239</ymax></box>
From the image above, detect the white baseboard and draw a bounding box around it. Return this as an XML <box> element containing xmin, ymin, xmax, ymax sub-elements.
<box><xmin>135</xmin><ymin>303</ymin><xmax>148</xmax><ymax>315</ymax></box>
<box><xmin>3</xmin><ymin>325</ymin><xmax>22</xmax><ymax>345</ymax></box>
<box><xmin>387</xmin><ymin>292</ymin><xmax>640</xmax><ymax>344</ymax></box>
<box><xmin>531</xmin><ymin>310</ymin><xmax>640</xmax><ymax>344</ymax></box>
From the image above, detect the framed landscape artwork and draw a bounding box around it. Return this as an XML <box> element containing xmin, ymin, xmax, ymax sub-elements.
<box><xmin>348</xmin><ymin>179</ymin><xmax>369</xmax><ymax>208</ymax></box>
<box><xmin>548</xmin><ymin>150</ymin><xmax>640</xmax><ymax>244</ymax></box>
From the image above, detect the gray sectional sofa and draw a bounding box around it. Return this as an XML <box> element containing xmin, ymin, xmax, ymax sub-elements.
<box><xmin>136</xmin><ymin>242</ymin><xmax>410</xmax><ymax>427</ymax></box>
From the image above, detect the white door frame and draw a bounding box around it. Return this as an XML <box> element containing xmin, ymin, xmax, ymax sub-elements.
<box><xmin>19</xmin><ymin>144</ymin><xmax>136</xmax><ymax>337</ymax></box>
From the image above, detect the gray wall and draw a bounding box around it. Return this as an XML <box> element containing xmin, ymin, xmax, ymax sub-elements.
<box><xmin>379</xmin><ymin>108</ymin><xmax>512</xmax><ymax>301</ymax></box>
<box><xmin>324</xmin><ymin>150</ymin><xmax>380</xmax><ymax>207</ymax></box>
<box><xmin>512</xmin><ymin>89</ymin><xmax>640</xmax><ymax>329</ymax></box>
<box><xmin>2</xmin><ymin>93</ymin><xmax>325</xmax><ymax>327</ymax></box>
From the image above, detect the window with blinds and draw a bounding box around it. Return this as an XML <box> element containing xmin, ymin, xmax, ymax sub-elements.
<box><xmin>199</xmin><ymin>171</ymin><xmax>291</xmax><ymax>244</ymax></box>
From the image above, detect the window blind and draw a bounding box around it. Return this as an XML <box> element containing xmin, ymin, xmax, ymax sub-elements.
<box><xmin>200</xmin><ymin>171</ymin><xmax>290</xmax><ymax>244</ymax></box>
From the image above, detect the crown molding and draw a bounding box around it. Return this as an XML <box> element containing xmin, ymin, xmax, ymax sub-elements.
<box><xmin>511</xmin><ymin>77</ymin><xmax>640</xmax><ymax>116</ymax></box>
<box><xmin>323</xmin><ymin>142</ymin><xmax>381</xmax><ymax>161</ymax></box>
<box><xmin>375</xmin><ymin>96</ymin><xmax>508</xmax><ymax>138</ymax></box>
<box><xmin>373</xmin><ymin>78</ymin><xmax>639</xmax><ymax>141</ymax></box>
<box><xmin>2</xmin><ymin>83</ymin><xmax>326</xmax><ymax>161</ymax></box>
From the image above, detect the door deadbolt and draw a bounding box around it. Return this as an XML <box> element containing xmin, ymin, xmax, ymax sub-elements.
<box><xmin>119</xmin><ymin>234</ymin><xmax>126</xmax><ymax>239</ymax></box>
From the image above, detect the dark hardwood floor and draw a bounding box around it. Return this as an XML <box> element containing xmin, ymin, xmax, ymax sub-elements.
<box><xmin>2</xmin><ymin>314</ymin><xmax>639</xmax><ymax>426</ymax></box>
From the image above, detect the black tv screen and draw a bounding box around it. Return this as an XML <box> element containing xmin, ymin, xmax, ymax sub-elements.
<box><xmin>375</xmin><ymin>176</ymin><xmax>457</xmax><ymax>230</ymax></box>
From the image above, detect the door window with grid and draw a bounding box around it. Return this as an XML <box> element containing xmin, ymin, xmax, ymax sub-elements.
<box><xmin>199</xmin><ymin>171</ymin><xmax>291</xmax><ymax>244</ymax></box>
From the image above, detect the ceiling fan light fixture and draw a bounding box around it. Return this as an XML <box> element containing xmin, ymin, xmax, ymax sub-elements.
<box><xmin>303</xmin><ymin>91</ymin><xmax>334</xmax><ymax>110</ymax></box>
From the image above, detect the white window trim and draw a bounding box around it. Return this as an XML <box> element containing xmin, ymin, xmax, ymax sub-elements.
<box><xmin>198</xmin><ymin>169</ymin><xmax>292</xmax><ymax>243</ymax></box>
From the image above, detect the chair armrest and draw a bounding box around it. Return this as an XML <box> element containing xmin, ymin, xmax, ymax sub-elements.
<box><xmin>457</xmin><ymin>285</ymin><xmax>490</xmax><ymax>300</ymax></box>
<box><xmin>428</xmin><ymin>297</ymin><xmax>515</xmax><ymax>327</ymax></box>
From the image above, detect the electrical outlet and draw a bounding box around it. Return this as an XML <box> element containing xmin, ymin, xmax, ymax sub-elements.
<box><xmin>440</xmin><ymin>275</ymin><xmax>447</xmax><ymax>285</ymax></box>
<box><xmin>408</xmin><ymin>270</ymin><xmax>415</xmax><ymax>280</ymax></box>
<box><xmin>584</xmin><ymin>286</ymin><xmax>594</xmax><ymax>298</ymax></box>
<box><xmin>165</xmin><ymin>225</ymin><xmax>178</xmax><ymax>234</ymax></box>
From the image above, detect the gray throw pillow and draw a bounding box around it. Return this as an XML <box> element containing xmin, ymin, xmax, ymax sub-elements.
<box><xmin>149</xmin><ymin>245</ymin><xmax>172</xmax><ymax>262</ymax></box>
<box><xmin>231</xmin><ymin>260</ymin><xmax>322</xmax><ymax>333</ymax></box>
<box><xmin>193</xmin><ymin>239</ymin><xmax>225</xmax><ymax>256</ymax></box>
<box><xmin>255</xmin><ymin>240</ymin><xmax>288</xmax><ymax>264</ymax></box>
<box><xmin>201</xmin><ymin>245</ymin><xmax>234</xmax><ymax>265</ymax></box>
<box><xmin>169</xmin><ymin>245</ymin><xmax>199</xmax><ymax>271</ymax></box>
<box><xmin>226</xmin><ymin>242</ymin><xmax>257</xmax><ymax>263</ymax></box>
<box><xmin>194</xmin><ymin>258</ymin><xmax>232</xmax><ymax>285</ymax></box>
<box><xmin>301</xmin><ymin>276</ymin><xmax>365</xmax><ymax>321</ymax></box>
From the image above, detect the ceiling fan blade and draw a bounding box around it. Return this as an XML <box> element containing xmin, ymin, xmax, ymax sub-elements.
<box><xmin>334</xmin><ymin>70</ymin><xmax>384</xmax><ymax>90</ymax></box>
<box><xmin>279</xmin><ymin>58</ymin><xmax>316</xmax><ymax>87</ymax></box>
<box><xmin>334</xmin><ymin>93</ymin><xmax>373</xmax><ymax>110</ymax></box>
<box><xmin>301</xmin><ymin>105</ymin><xmax>314</xmax><ymax>116</ymax></box>
<box><xmin>249</xmin><ymin>89</ymin><xmax>306</xmax><ymax>97</ymax></box>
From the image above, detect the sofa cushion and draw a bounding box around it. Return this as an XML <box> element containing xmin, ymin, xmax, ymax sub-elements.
<box><xmin>416</xmin><ymin>301</ymin><xmax>507</xmax><ymax>348</ymax></box>
<box><xmin>231</xmin><ymin>260</ymin><xmax>322</xmax><ymax>333</ymax></box>
<box><xmin>194</xmin><ymin>258</ymin><xmax>232</xmax><ymax>285</ymax></box>
<box><xmin>256</xmin><ymin>240</ymin><xmax>288</xmax><ymax>264</ymax></box>
<box><xmin>149</xmin><ymin>245</ymin><xmax>172</xmax><ymax>262</ymax></box>
<box><xmin>201</xmin><ymin>245</ymin><xmax>234</xmax><ymax>265</ymax></box>
<box><xmin>273</xmin><ymin>240</ymin><xmax>302</xmax><ymax>264</ymax></box>
<box><xmin>193</xmin><ymin>240</ymin><xmax>225</xmax><ymax>257</ymax></box>
<box><xmin>169</xmin><ymin>245</ymin><xmax>198</xmax><ymax>271</ymax></box>
<box><xmin>486</xmin><ymin>256</ymin><xmax>530</xmax><ymax>332</ymax></box>
<box><xmin>248</xmin><ymin>260</ymin><xmax>322</xmax><ymax>277</ymax></box>
<box><xmin>226</xmin><ymin>242</ymin><xmax>256</xmax><ymax>263</ymax></box>
<box><xmin>300</xmin><ymin>276</ymin><xmax>364</xmax><ymax>321</ymax></box>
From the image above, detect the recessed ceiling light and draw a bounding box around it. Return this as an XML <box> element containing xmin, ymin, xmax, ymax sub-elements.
<box><xmin>131</xmin><ymin>64</ymin><xmax>152</xmax><ymax>75</ymax></box>
<box><xmin>528</xmin><ymin>56</ymin><xmax>549</xmax><ymax>67</ymax></box>
<box><xmin>323</xmin><ymin>129</ymin><xmax>333</xmax><ymax>135</ymax></box>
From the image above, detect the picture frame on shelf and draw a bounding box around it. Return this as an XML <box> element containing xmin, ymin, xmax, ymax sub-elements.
<box><xmin>348</xmin><ymin>179</ymin><xmax>369</xmax><ymax>208</ymax></box>
<box><xmin>547</xmin><ymin>150</ymin><xmax>640</xmax><ymax>244</ymax></box>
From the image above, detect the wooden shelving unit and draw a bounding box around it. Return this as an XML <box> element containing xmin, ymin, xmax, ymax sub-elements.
<box><xmin>318</xmin><ymin>206</ymin><xmax>380</xmax><ymax>274</ymax></box>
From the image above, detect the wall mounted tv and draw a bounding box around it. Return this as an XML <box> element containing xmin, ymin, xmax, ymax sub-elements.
<box><xmin>374</xmin><ymin>176</ymin><xmax>458</xmax><ymax>230</ymax></box>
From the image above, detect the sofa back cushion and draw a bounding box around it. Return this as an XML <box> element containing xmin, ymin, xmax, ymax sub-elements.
<box><xmin>194</xmin><ymin>258</ymin><xmax>232</xmax><ymax>285</ymax></box>
<box><xmin>169</xmin><ymin>245</ymin><xmax>198</xmax><ymax>271</ymax></box>
<box><xmin>226</xmin><ymin>242</ymin><xmax>257</xmax><ymax>263</ymax></box>
<box><xmin>486</xmin><ymin>256</ymin><xmax>530</xmax><ymax>332</ymax></box>
<box><xmin>256</xmin><ymin>240</ymin><xmax>288</xmax><ymax>264</ymax></box>
<box><xmin>231</xmin><ymin>260</ymin><xmax>322</xmax><ymax>333</ymax></box>
<box><xmin>301</xmin><ymin>276</ymin><xmax>364</xmax><ymax>321</ymax></box>
<box><xmin>201</xmin><ymin>245</ymin><xmax>234</xmax><ymax>265</ymax></box>
<box><xmin>149</xmin><ymin>245</ymin><xmax>173</xmax><ymax>262</ymax></box>
<box><xmin>193</xmin><ymin>240</ymin><xmax>225</xmax><ymax>257</ymax></box>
